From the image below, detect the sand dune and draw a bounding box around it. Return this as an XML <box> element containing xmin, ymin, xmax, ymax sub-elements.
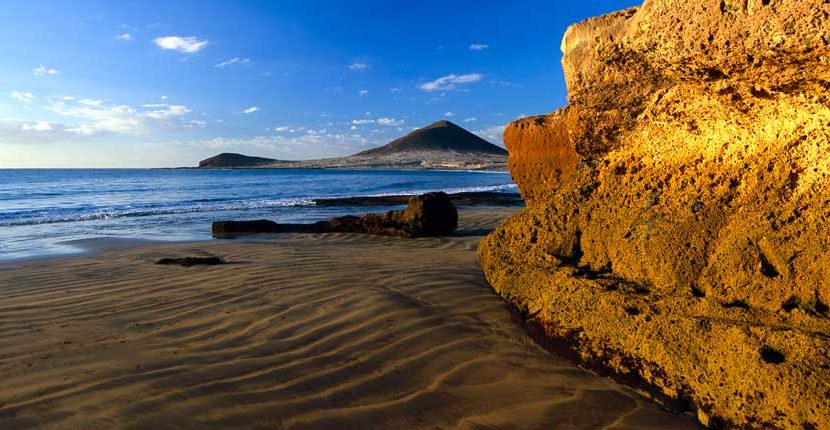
<box><xmin>0</xmin><ymin>209</ymin><xmax>697</xmax><ymax>429</ymax></box>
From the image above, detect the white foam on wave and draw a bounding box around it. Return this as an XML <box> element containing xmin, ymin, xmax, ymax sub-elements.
<box><xmin>0</xmin><ymin>198</ymin><xmax>316</xmax><ymax>227</ymax></box>
<box><xmin>361</xmin><ymin>182</ymin><xmax>518</xmax><ymax>198</ymax></box>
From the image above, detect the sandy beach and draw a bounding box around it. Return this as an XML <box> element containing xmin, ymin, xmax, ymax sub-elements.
<box><xmin>0</xmin><ymin>208</ymin><xmax>697</xmax><ymax>429</ymax></box>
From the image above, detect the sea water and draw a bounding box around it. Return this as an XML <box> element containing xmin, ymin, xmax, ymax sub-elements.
<box><xmin>0</xmin><ymin>169</ymin><xmax>516</xmax><ymax>260</ymax></box>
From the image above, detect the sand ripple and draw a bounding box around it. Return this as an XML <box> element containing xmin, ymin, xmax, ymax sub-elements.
<box><xmin>0</xmin><ymin>209</ymin><xmax>698</xmax><ymax>429</ymax></box>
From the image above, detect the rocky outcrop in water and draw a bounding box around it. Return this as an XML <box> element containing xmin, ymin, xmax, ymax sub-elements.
<box><xmin>479</xmin><ymin>1</ymin><xmax>830</xmax><ymax>428</ymax></box>
<box><xmin>214</xmin><ymin>192</ymin><xmax>459</xmax><ymax>238</ymax></box>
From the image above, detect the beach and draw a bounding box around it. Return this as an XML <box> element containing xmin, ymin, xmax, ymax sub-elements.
<box><xmin>0</xmin><ymin>208</ymin><xmax>697</xmax><ymax>429</ymax></box>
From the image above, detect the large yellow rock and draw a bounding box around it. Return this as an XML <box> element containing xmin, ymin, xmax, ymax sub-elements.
<box><xmin>479</xmin><ymin>0</ymin><xmax>830</xmax><ymax>428</ymax></box>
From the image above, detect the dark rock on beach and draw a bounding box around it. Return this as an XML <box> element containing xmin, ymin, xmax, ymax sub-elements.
<box><xmin>213</xmin><ymin>192</ymin><xmax>458</xmax><ymax>238</ymax></box>
<box><xmin>157</xmin><ymin>256</ymin><xmax>225</xmax><ymax>266</ymax></box>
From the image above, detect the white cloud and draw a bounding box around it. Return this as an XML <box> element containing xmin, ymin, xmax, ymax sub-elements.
<box><xmin>377</xmin><ymin>117</ymin><xmax>404</xmax><ymax>126</ymax></box>
<box><xmin>20</xmin><ymin>121</ymin><xmax>53</xmax><ymax>131</ymax></box>
<box><xmin>274</xmin><ymin>126</ymin><xmax>290</xmax><ymax>132</ymax></box>
<box><xmin>390</xmin><ymin>87</ymin><xmax>402</xmax><ymax>93</ymax></box>
<box><xmin>351</xmin><ymin>117</ymin><xmax>404</xmax><ymax>127</ymax></box>
<box><xmin>474</xmin><ymin>125</ymin><xmax>506</xmax><ymax>145</ymax></box>
<box><xmin>214</xmin><ymin>57</ymin><xmax>251</xmax><ymax>68</ymax></box>
<box><xmin>469</xmin><ymin>43</ymin><xmax>489</xmax><ymax>51</ymax></box>
<box><xmin>349</xmin><ymin>62</ymin><xmax>368</xmax><ymax>70</ymax></box>
<box><xmin>40</xmin><ymin>97</ymin><xmax>196</xmax><ymax>137</ymax></box>
<box><xmin>153</xmin><ymin>36</ymin><xmax>208</xmax><ymax>53</ymax></box>
<box><xmin>358</xmin><ymin>90</ymin><xmax>369</xmax><ymax>96</ymax></box>
<box><xmin>10</xmin><ymin>91</ymin><xmax>35</xmax><ymax>104</ymax></box>
<box><xmin>33</xmin><ymin>65</ymin><xmax>59</xmax><ymax>76</ymax></box>
<box><xmin>160</xmin><ymin>95</ymin><xmax>169</xmax><ymax>101</ymax></box>
<box><xmin>242</xmin><ymin>106</ymin><xmax>260</xmax><ymax>114</ymax></box>
<box><xmin>116</xmin><ymin>33</ymin><xmax>132</xmax><ymax>41</ymax></box>
<box><xmin>142</xmin><ymin>103</ymin><xmax>191</xmax><ymax>120</ymax></box>
<box><xmin>463</xmin><ymin>117</ymin><xmax>477</xmax><ymax>123</ymax></box>
<box><xmin>184</xmin><ymin>132</ymin><xmax>377</xmax><ymax>160</ymax></box>
<box><xmin>444</xmin><ymin>112</ymin><xmax>455</xmax><ymax>117</ymax></box>
<box><xmin>419</xmin><ymin>73</ymin><xmax>483</xmax><ymax>91</ymax></box>
<box><xmin>0</xmin><ymin>119</ymin><xmax>80</xmax><ymax>144</ymax></box>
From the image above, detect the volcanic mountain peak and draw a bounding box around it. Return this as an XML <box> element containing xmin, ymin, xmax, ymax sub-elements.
<box><xmin>354</xmin><ymin>120</ymin><xmax>507</xmax><ymax>157</ymax></box>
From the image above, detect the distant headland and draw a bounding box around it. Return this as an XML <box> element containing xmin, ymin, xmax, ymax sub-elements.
<box><xmin>197</xmin><ymin>120</ymin><xmax>509</xmax><ymax>171</ymax></box>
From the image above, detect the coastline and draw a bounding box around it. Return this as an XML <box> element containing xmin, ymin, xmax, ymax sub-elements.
<box><xmin>0</xmin><ymin>207</ymin><xmax>698</xmax><ymax>429</ymax></box>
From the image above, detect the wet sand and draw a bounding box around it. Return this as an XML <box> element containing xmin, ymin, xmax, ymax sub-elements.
<box><xmin>0</xmin><ymin>208</ymin><xmax>698</xmax><ymax>429</ymax></box>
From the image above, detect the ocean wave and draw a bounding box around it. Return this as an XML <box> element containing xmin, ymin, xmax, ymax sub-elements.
<box><xmin>0</xmin><ymin>183</ymin><xmax>518</xmax><ymax>227</ymax></box>
<box><xmin>363</xmin><ymin>183</ymin><xmax>518</xmax><ymax>197</ymax></box>
<box><xmin>0</xmin><ymin>198</ymin><xmax>316</xmax><ymax>227</ymax></box>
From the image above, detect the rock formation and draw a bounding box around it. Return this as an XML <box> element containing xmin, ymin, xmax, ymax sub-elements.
<box><xmin>478</xmin><ymin>1</ymin><xmax>830</xmax><ymax>428</ymax></box>
<box><xmin>214</xmin><ymin>192</ymin><xmax>459</xmax><ymax>238</ymax></box>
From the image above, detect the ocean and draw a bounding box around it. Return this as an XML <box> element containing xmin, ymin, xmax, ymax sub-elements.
<box><xmin>0</xmin><ymin>168</ymin><xmax>516</xmax><ymax>260</ymax></box>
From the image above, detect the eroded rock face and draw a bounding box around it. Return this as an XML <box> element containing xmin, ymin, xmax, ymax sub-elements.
<box><xmin>479</xmin><ymin>1</ymin><xmax>830</xmax><ymax>428</ymax></box>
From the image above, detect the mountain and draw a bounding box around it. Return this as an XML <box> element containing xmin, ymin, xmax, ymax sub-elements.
<box><xmin>196</xmin><ymin>121</ymin><xmax>508</xmax><ymax>170</ymax></box>
<box><xmin>355</xmin><ymin>120</ymin><xmax>508</xmax><ymax>156</ymax></box>
<box><xmin>198</xmin><ymin>153</ymin><xmax>281</xmax><ymax>168</ymax></box>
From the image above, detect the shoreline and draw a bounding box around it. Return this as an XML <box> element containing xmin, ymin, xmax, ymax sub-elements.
<box><xmin>0</xmin><ymin>207</ymin><xmax>698</xmax><ymax>429</ymax></box>
<box><xmin>1</xmin><ymin>192</ymin><xmax>522</xmax><ymax>264</ymax></box>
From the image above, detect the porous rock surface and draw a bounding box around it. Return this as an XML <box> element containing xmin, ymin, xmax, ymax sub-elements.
<box><xmin>479</xmin><ymin>1</ymin><xmax>830</xmax><ymax>428</ymax></box>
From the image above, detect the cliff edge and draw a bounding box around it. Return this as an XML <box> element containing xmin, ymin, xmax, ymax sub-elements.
<box><xmin>479</xmin><ymin>1</ymin><xmax>830</xmax><ymax>428</ymax></box>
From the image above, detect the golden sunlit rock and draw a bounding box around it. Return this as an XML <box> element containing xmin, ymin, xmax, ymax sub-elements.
<box><xmin>479</xmin><ymin>0</ymin><xmax>830</xmax><ymax>427</ymax></box>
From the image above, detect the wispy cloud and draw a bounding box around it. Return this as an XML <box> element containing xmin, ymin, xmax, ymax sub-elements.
<box><xmin>469</xmin><ymin>43</ymin><xmax>489</xmax><ymax>51</ymax></box>
<box><xmin>463</xmin><ymin>117</ymin><xmax>477</xmax><ymax>123</ymax></box>
<box><xmin>419</xmin><ymin>73</ymin><xmax>483</xmax><ymax>92</ymax></box>
<box><xmin>20</xmin><ymin>121</ymin><xmax>53</xmax><ymax>131</ymax></box>
<box><xmin>351</xmin><ymin>117</ymin><xmax>404</xmax><ymax>127</ymax></box>
<box><xmin>153</xmin><ymin>36</ymin><xmax>208</xmax><ymax>53</ymax></box>
<box><xmin>474</xmin><ymin>125</ymin><xmax>506</xmax><ymax>145</ymax></box>
<box><xmin>358</xmin><ymin>90</ymin><xmax>369</xmax><ymax>96</ymax></box>
<box><xmin>0</xmin><ymin>119</ymin><xmax>78</xmax><ymax>144</ymax></box>
<box><xmin>390</xmin><ymin>87</ymin><xmax>402</xmax><ymax>93</ymax></box>
<box><xmin>242</xmin><ymin>106</ymin><xmax>260</xmax><ymax>114</ymax></box>
<box><xmin>377</xmin><ymin>117</ymin><xmax>403</xmax><ymax>126</ymax></box>
<box><xmin>141</xmin><ymin>103</ymin><xmax>191</xmax><ymax>120</ymax></box>
<box><xmin>349</xmin><ymin>62</ymin><xmax>368</xmax><ymax>71</ymax></box>
<box><xmin>184</xmin><ymin>132</ymin><xmax>377</xmax><ymax>160</ymax></box>
<box><xmin>274</xmin><ymin>126</ymin><xmax>305</xmax><ymax>133</ymax></box>
<box><xmin>116</xmin><ymin>33</ymin><xmax>132</xmax><ymax>41</ymax></box>
<box><xmin>43</xmin><ymin>97</ymin><xmax>194</xmax><ymax>137</ymax></box>
<box><xmin>444</xmin><ymin>112</ymin><xmax>454</xmax><ymax>117</ymax></box>
<box><xmin>10</xmin><ymin>91</ymin><xmax>35</xmax><ymax>104</ymax></box>
<box><xmin>33</xmin><ymin>65</ymin><xmax>59</xmax><ymax>77</ymax></box>
<box><xmin>214</xmin><ymin>57</ymin><xmax>251</xmax><ymax>68</ymax></box>
<box><xmin>0</xmin><ymin>96</ymin><xmax>198</xmax><ymax>145</ymax></box>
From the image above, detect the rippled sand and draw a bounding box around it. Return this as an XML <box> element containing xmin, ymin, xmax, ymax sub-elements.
<box><xmin>0</xmin><ymin>209</ymin><xmax>698</xmax><ymax>429</ymax></box>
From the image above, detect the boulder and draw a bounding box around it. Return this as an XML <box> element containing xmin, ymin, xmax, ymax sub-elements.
<box><xmin>478</xmin><ymin>1</ymin><xmax>830</xmax><ymax>428</ymax></box>
<box><xmin>213</xmin><ymin>192</ymin><xmax>458</xmax><ymax>238</ymax></box>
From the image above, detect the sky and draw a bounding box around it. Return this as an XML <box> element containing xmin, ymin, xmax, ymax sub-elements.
<box><xmin>0</xmin><ymin>0</ymin><xmax>641</xmax><ymax>167</ymax></box>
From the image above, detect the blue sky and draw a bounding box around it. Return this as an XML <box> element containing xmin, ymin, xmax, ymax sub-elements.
<box><xmin>0</xmin><ymin>0</ymin><xmax>640</xmax><ymax>167</ymax></box>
